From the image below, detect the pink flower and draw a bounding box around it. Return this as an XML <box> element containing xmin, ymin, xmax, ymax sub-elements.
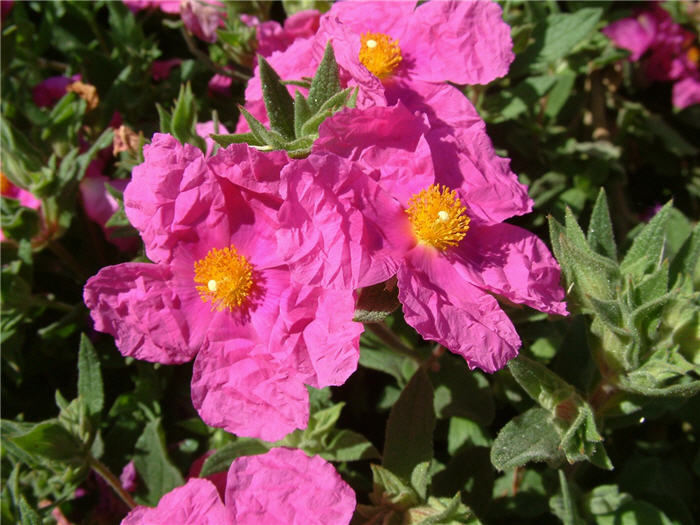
<box><xmin>244</xmin><ymin>10</ymin><xmax>321</xmax><ymax>58</ymax></box>
<box><xmin>122</xmin><ymin>0</ymin><xmax>180</xmax><ymax>14</ymax></box>
<box><xmin>207</xmin><ymin>72</ymin><xmax>232</xmax><ymax>97</ymax></box>
<box><xmin>122</xmin><ymin>448</ymin><xmax>356</xmax><ymax>525</ymax></box>
<box><xmin>180</xmin><ymin>0</ymin><xmax>224</xmax><ymax>43</ymax></box>
<box><xmin>195</xmin><ymin>120</ymin><xmax>229</xmax><ymax>157</ymax></box>
<box><xmin>1</xmin><ymin>172</ymin><xmax>42</xmax><ymax>243</ymax></box>
<box><xmin>279</xmin><ymin>106</ymin><xmax>567</xmax><ymax>373</ymax></box>
<box><xmin>151</xmin><ymin>59</ymin><xmax>182</xmax><ymax>81</ymax></box>
<box><xmin>83</xmin><ymin>134</ymin><xmax>362</xmax><ymax>439</ymax></box>
<box><xmin>603</xmin><ymin>4</ymin><xmax>700</xmax><ymax>108</ymax></box>
<box><xmin>79</xmin><ymin>161</ymin><xmax>139</xmax><ymax>252</ymax></box>
<box><xmin>32</xmin><ymin>74</ymin><xmax>81</xmax><ymax>108</ymax></box>
<box><xmin>119</xmin><ymin>461</ymin><xmax>139</xmax><ymax>493</ymax></box>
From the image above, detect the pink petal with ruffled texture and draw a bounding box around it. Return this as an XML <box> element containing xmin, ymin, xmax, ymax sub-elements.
<box><xmin>314</xmin><ymin>104</ymin><xmax>434</xmax><ymax>206</ymax></box>
<box><xmin>208</xmin><ymin>142</ymin><xmax>287</xmax><ymax>199</ymax></box>
<box><xmin>226</xmin><ymin>448</ymin><xmax>356</xmax><ymax>525</ymax></box>
<box><xmin>398</xmin><ymin>251</ymin><xmax>520</xmax><ymax>373</ymax></box>
<box><xmin>602</xmin><ymin>13</ymin><xmax>657</xmax><ymax>61</ymax></box>
<box><xmin>405</xmin><ymin>0</ymin><xmax>513</xmax><ymax>85</ymax></box>
<box><xmin>389</xmin><ymin>81</ymin><xmax>532</xmax><ymax>223</ymax></box>
<box><xmin>191</xmin><ymin>342</ymin><xmax>309</xmax><ymax>441</ymax></box>
<box><xmin>122</xmin><ymin>479</ymin><xmax>228</xmax><ymax>525</ymax></box>
<box><xmin>672</xmin><ymin>76</ymin><xmax>700</xmax><ymax>109</ymax></box>
<box><xmin>195</xmin><ymin>121</ymin><xmax>229</xmax><ymax>157</ymax></box>
<box><xmin>277</xmin><ymin>153</ymin><xmax>407</xmax><ymax>289</ymax></box>
<box><xmin>268</xmin><ymin>285</ymin><xmax>362</xmax><ymax>388</ymax></box>
<box><xmin>83</xmin><ymin>262</ymin><xmax>211</xmax><ymax>364</ymax></box>
<box><xmin>451</xmin><ymin>223</ymin><xmax>568</xmax><ymax>316</ymax></box>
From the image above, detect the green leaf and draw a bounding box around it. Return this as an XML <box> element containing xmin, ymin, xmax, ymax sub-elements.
<box><xmin>258</xmin><ymin>56</ymin><xmax>296</xmax><ymax>140</ymax></box>
<box><xmin>508</xmin><ymin>355</ymin><xmax>576</xmax><ymax>411</ymax></box>
<box><xmin>370</xmin><ymin>464</ymin><xmax>419</xmax><ymax>508</ymax></box>
<box><xmin>133</xmin><ymin>418</ymin><xmax>184</xmax><ymax>505</ymax></box>
<box><xmin>431</xmin><ymin>356</ymin><xmax>494</xmax><ymax>425</ymax></box>
<box><xmin>238</xmin><ymin>105</ymin><xmax>287</xmax><ymax>149</ymax></box>
<box><xmin>354</xmin><ymin>278</ymin><xmax>401</xmax><ymax>323</ymax></box>
<box><xmin>621</xmin><ymin>201</ymin><xmax>673</xmax><ymax>278</ymax></box>
<box><xmin>9</xmin><ymin>421</ymin><xmax>85</xmax><ymax>464</ymax></box>
<box><xmin>410</xmin><ymin>461</ymin><xmax>431</xmax><ymax>500</ymax></box>
<box><xmin>18</xmin><ymin>496</ymin><xmax>42</xmax><ymax>525</ymax></box>
<box><xmin>587</xmin><ymin>189</ymin><xmax>617</xmax><ymax>261</ymax></box>
<box><xmin>307</xmin><ymin>41</ymin><xmax>341</xmax><ymax>112</ymax></box>
<box><xmin>383</xmin><ymin>368</ymin><xmax>436</xmax><ymax>480</ymax></box>
<box><xmin>513</xmin><ymin>8</ymin><xmax>603</xmax><ymax>74</ymax></box>
<box><xmin>552</xmin><ymin>470</ymin><xmax>585</xmax><ymax>525</ymax></box>
<box><xmin>0</xmin><ymin>197</ymin><xmax>40</xmax><ymax>241</ymax></box>
<box><xmin>593</xmin><ymin>500</ymin><xmax>676</xmax><ymax>525</ymax></box>
<box><xmin>199</xmin><ymin>440</ymin><xmax>270</xmax><ymax>477</ymax></box>
<box><xmin>210</xmin><ymin>132</ymin><xmax>264</xmax><ymax>148</ymax></box>
<box><xmin>77</xmin><ymin>334</ymin><xmax>104</xmax><ymax>417</ymax></box>
<box><xmin>491</xmin><ymin>408</ymin><xmax>562</xmax><ymax>470</ymax></box>
<box><xmin>583</xmin><ymin>485</ymin><xmax>633</xmax><ymax>515</ymax></box>
<box><xmin>320</xmin><ymin>429</ymin><xmax>380</xmax><ymax>462</ymax></box>
<box><xmin>544</xmin><ymin>69</ymin><xmax>576</xmax><ymax>119</ymax></box>
<box><xmin>293</xmin><ymin>90</ymin><xmax>312</xmax><ymax>138</ymax></box>
<box><xmin>670</xmin><ymin>223</ymin><xmax>699</xmax><ymax>286</ymax></box>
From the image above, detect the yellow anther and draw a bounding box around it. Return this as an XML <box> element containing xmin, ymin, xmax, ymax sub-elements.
<box><xmin>194</xmin><ymin>246</ymin><xmax>254</xmax><ymax>312</ymax></box>
<box><xmin>359</xmin><ymin>32</ymin><xmax>402</xmax><ymax>79</ymax></box>
<box><xmin>406</xmin><ymin>185</ymin><xmax>470</xmax><ymax>251</ymax></box>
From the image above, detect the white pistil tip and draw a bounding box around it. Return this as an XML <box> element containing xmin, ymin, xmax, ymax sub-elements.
<box><xmin>437</xmin><ymin>210</ymin><xmax>450</xmax><ymax>222</ymax></box>
<box><xmin>207</xmin><ymin>279</ymin><xmax>218</xmax><ymax>292</ymax></box>
<box><xmin>366</xmin><ymin>39</ymin><xmax>377</xmax><ymax>48</ymax></box>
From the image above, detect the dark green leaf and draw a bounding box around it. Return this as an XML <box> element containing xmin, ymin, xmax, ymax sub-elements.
<box><xmin>77</xmin><ymin>334</ymin><xmax>104</xmax><ymax>417</ymax></box>
<box><xmin>210</xmin><ymin>132</ymin><xmax>264</xmax><ymax>148</ymax></box>
<box><xmin>9</xmin><ymin>421</ymin><xmax>85</xmax><ymax>464</ymax></box>
<box><xmin>0</xmin><ymin>197</ymin><xmax>40</xmax><ymax>241</ymax></box>
<box><xmin>258</xmin><ymin>56</ymin><xmax>296</xmax><ymax>140</ymax></box>
<box><xmin>491</xmin><ymin>408</ymin><xmax>562</xmax><ymax>470</ymax></box>
<box><xmin>293</xmin><ymin>90</ymin><xmax>312</xmax><ymax>138</ymax></box>
<box><xmin>133</xmin><ymin>418</ymin><xmax>184</xmax><ymax>505</ymax></box>
<box><xmin>199</xmin><ymin>440</ymin><xmax>270</xmax><ymax>477</ymax></box>
<box><xmin>621</xmin><ymin>201</ymin><xmax>673</xmax><ymax>278</ymax></box>
<box><xmin>587</xmin><ymin>189</ymin><xmax>617</xmax><ymax>260</ymax></box>
<box><xmin>19</xmin><ymin>496</ymin><xmax>42</xmax><ymax>525</ymax></box>
<box><xmin>307</xmin><ymin>41</ymin><xmax>341</xmax><ymax>112</ymax></box>
<box><xmin>383</xmin><ymin>367</ymin><xmax>435</xmax><ymax>480</ymax></box>
<box><xmin>321</xmin><ymin>430</ymin><xmax>380</xmax><ymax>462</ymax></box>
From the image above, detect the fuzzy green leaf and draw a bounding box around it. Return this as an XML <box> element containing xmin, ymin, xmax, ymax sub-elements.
<box><xmin>9</xmin><ymin>421</ymin><xmax>85</xmax><ymax>464</ymax></box>
<box><xmin>293</xmin><ymin>90</ymin><xmax>312</xmax><ymax>138</ymax></box>
<box><xmin>199</xmin><ymin>439</ymin><xmax>270</xmax><ymax>477</ymax></box>
<box><xmin>307</xmin><ymin>41</ymin><xmax>341</xmax><ymax>112</ymax></box>
<box><xmin>587</xmin><ymin>189</ymin><xmax>617</xmax><ymax>260</ymax></box>
<box><xmin>77</xmin><ymin>334</ymin><xmax>104</xmax><ymax>418</ymax></box>
<box><xmin>133</xmin><ymin>418</ymin><xmax>184</xmax><ymax>505</ymax></box>
<box><xmin>258</xmin><ymin>56</ymin><xmax>296</xmax><ymax>140</ymax></box>
<box><xmin>491</xmin><ymin>407</ymin><xmax>562</xmax><ymax>470</ymax></box>
<box><xmin>621</xmin><ymin>201</ymin><xmax>673</xmax><ymax>278</ymax></box>
<box><xmin>210</xmin><ymin>132</ymin><xmax>264</xmax><ymax>148</ymax></box>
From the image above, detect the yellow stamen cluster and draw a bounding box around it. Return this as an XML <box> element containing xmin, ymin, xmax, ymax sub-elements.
<box><xmin>406</xmin><ymin>185</ymin><xmax>471</xmax><ymax>251</ymax></box>
<box><xmin>194</xmin><ymin>246</ymin><xmax>254</xmax><ymax>312</ymax></box>
<box><xmin>359</xmin><ymin>32</ymin><xmax>402</xmax><ymax>79</ymax></box>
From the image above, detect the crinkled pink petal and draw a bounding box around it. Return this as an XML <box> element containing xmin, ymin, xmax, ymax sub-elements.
<box><xmin>122</xmin><ymin>479</ymin><xmax>228</xmax><ymax>525</ymax></box>
<box><xmin>208</xmin><ymin>143</ymin><xmax>287</xmax><ymax>200</ymax></box>
<box><xmin>314</xmin><ymin>104</ymin><xmax>434</xmax><ymax>206</ymax></box>
<box><xmin>195</xmin><ymin>121</ymin><xmax>229</xmax><ymax>157</ymax></box>
<box><xmin>84</xmin><ymin>262</ymin><xmax>212</xmax><ymax>364</ymax></box>
<box><xmin>277</xmin><ymin>153</ymin><xmax>408</xmax><ymax>289</ymax></box>
<box><xmin>451</xmin><ymin>223</ymin><xmax>568</xmax><ymax>316</ymax></box>
<box><xmin>191</xmin><ymin>342</ymin><xmax>309</xmax><ymax>441</ymax></box>
<box><xmin>225</xmin><ymin>448</ymin><xmax>356</xmax><ymax>525</ymax></box>
<box><xmin>181</xmin><ymin>0</ymin><xmax>224</xmax><ymax>43</ymax></box>
<box><xmin>268</xmin><ymin>285</ymin><xmax>362</xmax><ymax>388</ymax></box>
<box><xmin>256</xmin><ymin>10</ymin><xmax>320</xmax><ymax>57</ymax></box>
<box><xmin>602</xmin><ymin>12</ymin><xmax>658</xmax><ymax>61</ymax></box>
<box><xmin>672</xmin><ymin>75</ymin><xmax>700</xmax><ymax>109</ymax></box>
<box><xmin>398</xmin><ymin>251</ymin><xmax>520</xmax><ymax>373</ymax></box>
<box><xmin>390</xmin><ymin>81</ymin><xmax>532</xmax><ymax>223</ymax></box>
<box><xmin>124</xmin><ymin>133</ymin><xmax>234</xmax><ymax>266</ymax></box>
<box><xmin>404</xmin><ymin>0</ymin><xmax>513</xmax><ymax>84</ymax></box>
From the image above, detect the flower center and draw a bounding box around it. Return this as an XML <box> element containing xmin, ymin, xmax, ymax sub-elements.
<box><xmin>687</xmin><ymin>45</ymin><xmax>700</xmax><ymax>66</ymax></box>
<box><xmin>194</xmin><ymin>246</ymin><xmax>254</xmax><ymax>312</ymax></box>
<box><xmin>406</xmin><ymin>185</ymin><xmax>470</xmax><ymax>251</ymax></box>
<box><xmin>359</xmin><ymin>32</ymin><xmax>402</xmax><ymax>79</ymax></box>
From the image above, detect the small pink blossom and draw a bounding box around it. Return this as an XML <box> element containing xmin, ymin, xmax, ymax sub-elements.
<box><xmin>207</xmin><ymin>72</ymin><xmax>232</xmax><ymax>97</ymax></box>
<box><xmin>84</xmin><ymin>134</ymin><xmax>362</xmax><ymax>439</ymax></box>
<box><xmin>180</xmin><ymin>0</ymin><xmax>224</xmax><ymax>43</ymax></box>
<box><xmin>603</xmin><ymin>4</ymin><xmax>700</xmax><ymax>108</ymax></box>
<box><xmin>1</xmin><ymin>173</ymin><xmax>42</xmax><ymax>243</ymax></box>
<box><xmin>245</xmin><ymin>9</ymin><xmax>321</xmax><ymax>58</ymax></box>
<box><xmin>32</xmin><ymin>74</ymin><xmax>81</xmax><ymax>108</ymax></box>
<box><xmin>122</xmin><ymin>0</ymin><xmax>180</xmax><ymax>14</ymax></box>
<box><xmin>119</xmin><ymin>461</ymin><xmax>139</xmax><ymax>493</ymax></box>
<box><xmin>151</xmin><ymin>59</ymin><xmax>182</xmax><ymax>81</ymax></box>
<box><xmin>122</xmin><ymin>448</ymin><xmax>356</xmax><ymax>525</ymax></box>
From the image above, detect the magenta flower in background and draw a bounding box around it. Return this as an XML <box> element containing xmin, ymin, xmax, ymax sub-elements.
<box><xmin>603</xmin><ymin>4</ymin><xmax>700</xmax><ymax>109</ymax></box>
<box><xmin>122</xmin><ymin>448</ymin><xmax>356</xmax><ymax>525</ymax></box>
<box><xmin>1</xmin><ymin>173</ymin><xmax>42</xmax><ymax>243</ymax></box>
<box><xmin>32</xmin><ymin>74</ymin><xmax>81</xmax><ymax>108</ymax></box>
<box><xmin>279</xmin><ymin>105</ymin><xmax>567</xmax><ymax>373</ymax></box>
<box><xmin>122</xmin><ymin>0</ymin><xmax>180</xmax><ymax>14</ymax></box>
<box><xmin>151</xmin><ymin>58</ymin><xmax>182</xmax><ymax>82</ymax></box>
<box><xmin>83</xmin><ymin>134</ymin><xmax>362</xmax><ymax>439</ymax></box>
<box><xmin>243</xmin><ymin>9</ymin><xmax>321</xmax><ymax>58</ymax></box>
<box><xmin>207</xmin><ymin>72</ymin><xmax>233</xmax><ymax>97</ymax></box>
<box><xmin>124</xmin><ymin>0</ymin><xmax>223</xmax><ymax>42</ymax></box>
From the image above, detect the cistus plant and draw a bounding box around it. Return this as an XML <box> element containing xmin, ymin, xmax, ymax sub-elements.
<box><xmin>1</xmin><ymin>2</ymin><xmax>698</xmax><ymax>525</ymax></box>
